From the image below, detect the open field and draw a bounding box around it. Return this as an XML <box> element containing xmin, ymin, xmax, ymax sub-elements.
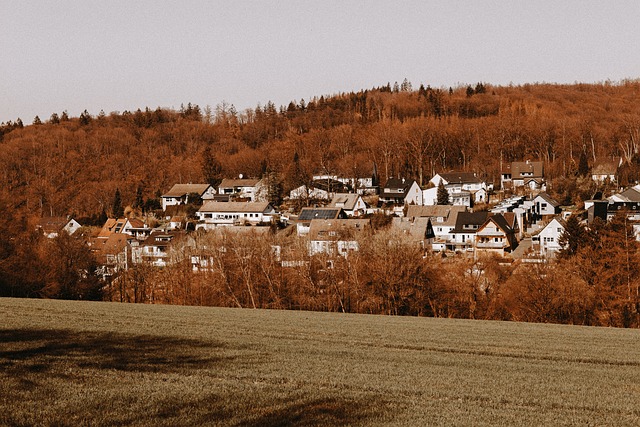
<box><xmin>1</xmin><ymin>298</ymin><xmax>640</xmax><ymax>426</ymax></box>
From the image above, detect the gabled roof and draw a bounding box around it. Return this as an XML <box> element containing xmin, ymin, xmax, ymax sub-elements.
<box><xmin>329</xmin><ymin>193</ymin><xmax>364</xmax><ymax>211</ymax></box>
<box><xmin>218</xmin><ymin>178</ymin><xmax>261</xmax><ymax>188</ymax></box>
<box><xmin>141</xmin><ymin>230</ymin><xmax>182</xmax><ymax>248</ymax></box>
<box><xmin>383</xmin><ymin>178</ymin><xmax>415</xmax><ymax>191</ymax></box>
<box><xmin>504</xmin><ymin>161</ymin><xmax>544</xmax><ymax>178</ymax></box>
<box><xmin>534</xmin><ymin>192</ymin><xmax>560</xmax><ymax>208</ymax></box>
<box><xmin>405</xmin><ymin>205</ymin><xmax>467</xmax><ymax>225</ymax></box>
<box><xmin>36</xmin><ymin>217</ymin><xmax>75</xmax><ymax>233</ymax></box>
<box><xmin>298</xmin><ymin>207</ymin><xmax>346</xmax><ymax>221</ymax></box>
<box><xmin>450</xmin><ymin>211</ymin><xmax>490</xmax><ymax>233</ymax></box>
<box><xmin>198</xmin><ymin>201</ymin><xmax>273</xmax><ymax>213</ymax></box>
<box><xmin>308</xmin><ymin>219</ymin><xmax>370</xmax><ymax>241</ymax></box>
<box><xmin>592</xmin><ymin>157</ymin><xmax>622</xmax><ymax>176</ymax></box>
<box><xmin>92</xmin><ymin>233</ymin><xmax>130</xmax><ymax>258</ymax></box>
<box><xmin>478</xmin><ymin>213</ymin><xmax>514</xmax><ymax>235</ymax></box>
<box><xmin>391</xmin><ymin>217</ymin><xmax>434</xmax><ymax>240</ymax></box>
<box><xmin>531</xmin><ymin>217</ymin><xmax>567</xmax><ymax>237</ymax></box>
<box><xmin>614</xmin><ymin>187</ymin><xmax>640</xmax><ymax>203</ymax></box>
<box><xmin>97</xmin><ymin>218</ymin><xmax>128</xmax><ymax>238</ymax></box>
<box><xmin>162</xmin><ymin>184</ymin><xmax>212</xmax><ymax>198</ymax></box>
<box><xmin>438</xmin><ymin>172</ymin><xmax>480</xmax><ymax>185</ymax></box>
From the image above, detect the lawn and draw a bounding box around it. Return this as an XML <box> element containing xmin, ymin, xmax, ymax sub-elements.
<box><xmin>1</xmin><ymin>298</ymin><xmax>639</xmax><ymax>426</ymax></box>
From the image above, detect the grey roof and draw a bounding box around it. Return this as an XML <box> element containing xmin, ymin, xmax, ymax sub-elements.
<box><xmin>308</xmin><ymin>219</ymin><xmax>370</xmax><ymax>241</ymax></box>
<box><xmin>535</xmin><ymin>192</ymin><xmax>560</xmax><ymax>207</ymax></box>
<box><xmin>162</xmin><ymin>184</ymin><xmax>212</xmax><ymax>198</ymax></box>
<box><xmin>329</xmin><ymin>193</ymin><xmax>363</xmax><ymax>211</ymax></box>
<box><xmin>405</xmin><ymin>205</ymin><xmax>467</xmax><ymax>226</ymax></box>
<box><xmin>616</xmin><ymin>187</ymin><xmax>640</xmax><ymax>203</ymax></box>
<box><xmin>298</xmin><ymin>207</ymin><xmax>346</xmax><ymax>221</ymax></box>
<box><xmin>198</xmin><ymin>201</ymin><xmax>273</xmax><ymax>213</ymax></box>
<box><xmin>504</xmin><ymin>161</ymin><xmax>544</xmax><ymax>179</ymax></box>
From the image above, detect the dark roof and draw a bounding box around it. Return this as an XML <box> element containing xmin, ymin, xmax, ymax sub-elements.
<box><xmin>616</xmin><ymin>187</ymin><xmax>640</xmax><ymax>203</ymax></box>
<box><xmin>298</xmin><ymin>207</ymin><xmax>346</xmax><ymax>221</ymax></box>
<box><xmin>504</xmin><ymin>161</ymin><xmax>544</xmax><ymax>179</ymax></box>
<box><xmin>450</xmin><ymin>212</ymin><xmax>490</xmax><ymax>233</ymax></box>
<box><xmin>592</xmin><ymin>157</ymin><xmax>621</xmax><ymax>176</ymax></box>
<box><xmin>383</xmin><ymin>177</ymin><xmax>414</xmax><ymax>191</ymax></box>
<box><xmin>438</xmin><ymin>172</ymin><xmax>479</xmax><ymax>184</ymax></box>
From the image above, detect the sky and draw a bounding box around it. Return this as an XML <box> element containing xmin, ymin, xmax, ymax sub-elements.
<box><xmin>2</xmin><ymin>1</ymin><xmax>639</xmax><ymax>124</ymax></box>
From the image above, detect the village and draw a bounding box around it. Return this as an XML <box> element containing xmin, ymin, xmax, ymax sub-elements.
<box><xmin>35</xmin><ymin>156</ymin><xmax>636</xmax><ymax>282</ymax></box>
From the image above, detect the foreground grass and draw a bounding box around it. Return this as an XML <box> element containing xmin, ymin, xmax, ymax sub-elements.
<box><xmin>1</xmin><ymin>299</ymin><xmax>639</xmax><ymax>426</ymax></box>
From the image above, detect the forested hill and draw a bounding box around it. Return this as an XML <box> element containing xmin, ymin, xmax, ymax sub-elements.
<box><xmin>2</xmin><ymin>80</ymin><xmax>640</xmax><ymax>220</ymax></box>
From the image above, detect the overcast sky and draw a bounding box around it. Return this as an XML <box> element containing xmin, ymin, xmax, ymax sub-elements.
<box><xmin>2</xmin><ymin>1</ymin><xmax>639</xmax><ymax>124</ymax></box>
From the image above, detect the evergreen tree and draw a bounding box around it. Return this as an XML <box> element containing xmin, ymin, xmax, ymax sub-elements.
<box><xmin>558</xmin><ymin>215</ymin><xmax>587</xmax><ymax>258</ymax></box>
<box><xmin>201</xmin><ymin>147</ymin><xmax>223</xmax><ymax>187</ymax></box>
<box><xmin>61</xmin><ymin>110</ymin><xmax>69</xmax><ymax>121</ymax></box>
<box><xmin>33</xmin><ymin>116</ymin><xmax>42</xmax><ymax>125</ymax></box>
<box><xmin>112</xmin><ymin>189</ymin><xmax>124</xmax><ymax>218</ymax></box>
<box><xmin>79</xmin><ymin>110</ymin><xmax>92</xmax><ymax>126</ymax></box>
<box><xmin>437</xmin><ymin>180</ymin><xmax>449</xmax><ymax>205</ymax></box>
<box><xmin>578</xmin><ymin>149</ymin><xmax>589</xmax><ymax>177</ymax></box>
<box><xmin>49</xmin><ymin>113</ymin><xmax>60</xmax><ymax>124</ymax></box>
<box><xmin>133</xmin><ymin>186</ymin><xmax>144</xmax><ymax>209</ymax></box>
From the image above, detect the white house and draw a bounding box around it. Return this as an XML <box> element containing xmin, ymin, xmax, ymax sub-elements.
<box><xmin>591</xmin><ymin>157</ymin><xmax>622</xmax><ymax>183</ymax></box>
<box><xmin>533</xmin><ymin>192</ymin><xmax>561</xmax><ymax>219</ymax></box>
<box><xmin>218</xmin><ymin>178</ymin><xmax>263</xmax><ymax>202</ymax></box>
<box><xmin>501</xmin><ymin>161</ymin><xmax>544</xmax><ymax>190</ymax></box>
<box><xmin>307</xmin><ymin>219</ymin><xmax>370</xmax><ymax>257</ymax></box>
<box><xmin>36</xmin><ymin>217</ymin><xmax>82</xmax><ymax>238</ymax></box>
<box><xmin>475</xmin><ymin>214</ymin><xmax>517</xmax><ymax>257</ymax></box>
<box><xmin>161</xmin><ymin>184</ymin><xmax>216</xmax><ymax>211</ymax></box>
<box><xmin>328</xmin><ymin>193</ymin><xmax>367</xmax><ymax>217</ymax></box>
<box><xmin>196</xmin><ymin>201</ymin><xmax>276</xmax><ymax>229</ymax></box>
<box><xmin>449</xmin><ymin>211</ymin><xmax>490</xmax><ymax>252</ymax></box>
<box><xmin>380</xmin><ymin>178</ymin><xmax>422</xmax><ymax>206</ymax></box>
<box><xmin>531</xmin><ymin>217</ymin><xmax>566</xmax><ymax>256</ymax></box>
<box><xmin>406</xmin><ymin>205</ymin><xmax>466</xmax><ymax>251</ymax></box>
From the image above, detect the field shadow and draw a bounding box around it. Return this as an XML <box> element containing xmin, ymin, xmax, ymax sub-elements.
<box><xmin>236</xmin><ymin>396</ymin><xmax>390</xmax><ymax>427</ymax></box>
<box><xmin>0</xmin><ymin>328</ymin><xmax>231</xmax><ymax>376</ymax></box>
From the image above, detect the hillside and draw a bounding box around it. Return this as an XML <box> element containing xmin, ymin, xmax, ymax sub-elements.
<box><xmin>2</xmin><ymin>81</ymin><xmax>640</xmax><ymax>220</ymax></box>
<box><xmin>2</xmin><ymin>298</ymin><xmax>639</xmax><ymax>426</ymax></box>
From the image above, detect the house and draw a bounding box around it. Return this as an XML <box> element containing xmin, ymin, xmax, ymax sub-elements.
<box><xmin>608</xmin><ymin>186</ymin><xmax>640</xmax><ymax>203</ymax></box>
<box><xmin>406</xmin><ymin>205</ymin><xmax>467</xmax><ymax>251</ymax></box>
<box><xmin>475</xmin><ymin>214</ymin><xmax>518</xmax><ymax>257</ymax></box>
<box><xmin>132</xmin><ymin>231</ymin><xmax>182</xmax><ymax>267</ymax></box>
<box><xmin>533</xmin><ymin>192</ymin><xmax>561</xmax><ymax>219</ymax></box>
<box><xmin>391</xmin><ymin>217</ymin><xmax>435</xmax><ymax>250</ymax></box>
<box><xmin>379</xmin><ymin>178</ymin><xmax>422</xmax><ymax>206</ymax></box>
<box><xmin>92</xmin><ymin>233</ymin><xmax>131</xmax><ymax>279</ymax></box>
<box><xmin>289</xmin><ymin>178</ymin><xmax>350</xmax><ymax>201</ymax></box>
<box><xmin>296</xmin><ymin>207</ymin><xmax>347</xmax><ymax>235</ymax></box>
<box><xmin>218</xmin><ymin>177</ymin><xmax>263</xmax><ymax>202</ymax></box>
<box><xmin>501</xmin><ymin>161</ymin><xmax>544</xmax><ymax>190</ymax></box>
<box><xmin>161</xmin><ymin>184</ymin><xmax>216</xmax><ymax>211</ymax></box>
<box><xmin>36</xmin><ymin>217</ymin><xmax>82</xmax><ymax>238</ymax></box>
<box><xmin>96</xmin><ymin>218</ymin><xmax>151</xmax><ymax>241</ymax></box>
<box><xmin>450</xmin><ymin>191</ymin><xmax>472</xmax><ymax>207</ymax></box>
<box><xmin>592</xmin><ymin>157</ymin><xmax>622</xmax><ymax>183</ymax></box>
<box><xmin>531</xmin><ymin>217</ymin><xmax>566</xmax><ymax>256</ymax></box>
<box><xmin>196</xmin><ymin>201</ymin><xmax>277</xmax><ymax>229</ymax></box>
<box><xmin>328</xmin><ymin>193</ymin><xmax>367</xmax><ymax>217</ymax></box>
<box><xmin>429</xmin><ymin>171</ymin><xmax>490</xmax><ymax>206</ymax></box>
<box><xmin>449</xmin><ymin>211</ymin><xmax>490</xmax><ymax>252</ymax></box>
<box><xmin>307</xmin><ymin>219</ymin><xmax>370</xmax><ymax>257</ymax></box>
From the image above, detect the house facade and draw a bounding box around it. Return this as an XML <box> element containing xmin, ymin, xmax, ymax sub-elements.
<box><xmin>196</xmin><ymin>201</ymin><xmax>276</xmax><ymax>229</ymax></box>
<box><xmin>328</xmin><ymin>193</ymin><xmax>367</xmax><ymax>217</ymax></box>
<box><xmin>161</xmin><ymin>184</ymin><xmax>216</xmax><ymax>211</ymax></box>
<box><xmin>36</xmin><ymin>217</ymin><xmax>82</xmax><ymax>238</ymax></box>
<box><xmin>380</xmin><ymin>178</ymin><xmax>422</xmax><ymax>206</ymax></box>
<box><xmin>501</xmin><ymin>161</ymin><xmax>544</xmax><ymax>190</ymax></box>
<box><xmin>218</xmin><ymin>178</ymin><xmax>263</xmax><ymax>202</ymax></box>
<box><xmin>531</xmin><ymin>217</ymin><xmax>566</xmax><ymax>256</ymax></box>
<box><xmin>307</xmin><ymin>219</ymin><xmax>370</xmax><ymax>257</ymax></box>
<box><xmin>475</xmin><ymin>214</ymin><xmax>517</xmax><ymax>257</ymax></box>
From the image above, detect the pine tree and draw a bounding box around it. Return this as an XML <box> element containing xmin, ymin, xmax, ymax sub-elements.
<box><xmin>33</xmin><ymin>116</ymin><xmax>42</xmax><ymax>125</ymax></box>
<box><xmin>558</xmin><ymin>215</ymin><xmax>587</xmax><ymax>258</ymax></box>
<box><xmin>201</xmin><ymin>147</ymin><xmax>223</xmax><ymax>187</ymax></box>
<box><xmin>437</xmin><ymin>180</ymin><xmax>449</xmax><ymax>205</ymax></box>
<box><xmin>578</xmin><ymin>149</ymin><xmax>589</xmax><ymax>177</ymax></box>
<box><xmin>112</xmin><ymin>189</ymin><xmax>124</xmax><ymax>218</ymax></box>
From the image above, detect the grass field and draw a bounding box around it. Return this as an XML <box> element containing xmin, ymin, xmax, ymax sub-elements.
<box><xmin>1</xmin><ymin>298</ymin><xmax>640</xmax><ymax>426</ymax></box>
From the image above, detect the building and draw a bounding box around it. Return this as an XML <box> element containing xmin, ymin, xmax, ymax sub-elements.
<box><xmin>379</xmin><ymin>178</ymin><xmax>422</xmax><ymax>206</ymax></box>
<box><xmin>501</xmin><ymin>161</ymin><xmax>544</xmax><ymax>190</ymax></box>
<box><xmin>531</xmin><ymin>217</ymin><xmax>566</xmax><ymax>256</ymax></box>
<box><xmin>328</xmin><ymin>193</ymin><xmax>367</xmax><ymax>217</ymax></box>
<box><xmin>475</xmin><ymin>214</ymin><xmax>518</xmax><ymax>257</ymax></box>
<box><xmin>196</xmin><ymin>201</ymin><xmax>277</xmax><ymax>229</ymax></box>
<box><xmin>307</xmin><ymin>219</ymin><xmax>370</xmax><ymax>257</ymax></box>
<box><xmin>36</xmin><ymin>217</ymin><xmax>82</xmax><ymax>238</ymax></box>
<box><xmin>218</xmin><ymin>178</ymin><xmax>263</xmax><ymax>202</ymax></box>
<box><xmin>161</xmin><ymin>184</ymin><xmax>216</xmax><ymax>211</ymax></box>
